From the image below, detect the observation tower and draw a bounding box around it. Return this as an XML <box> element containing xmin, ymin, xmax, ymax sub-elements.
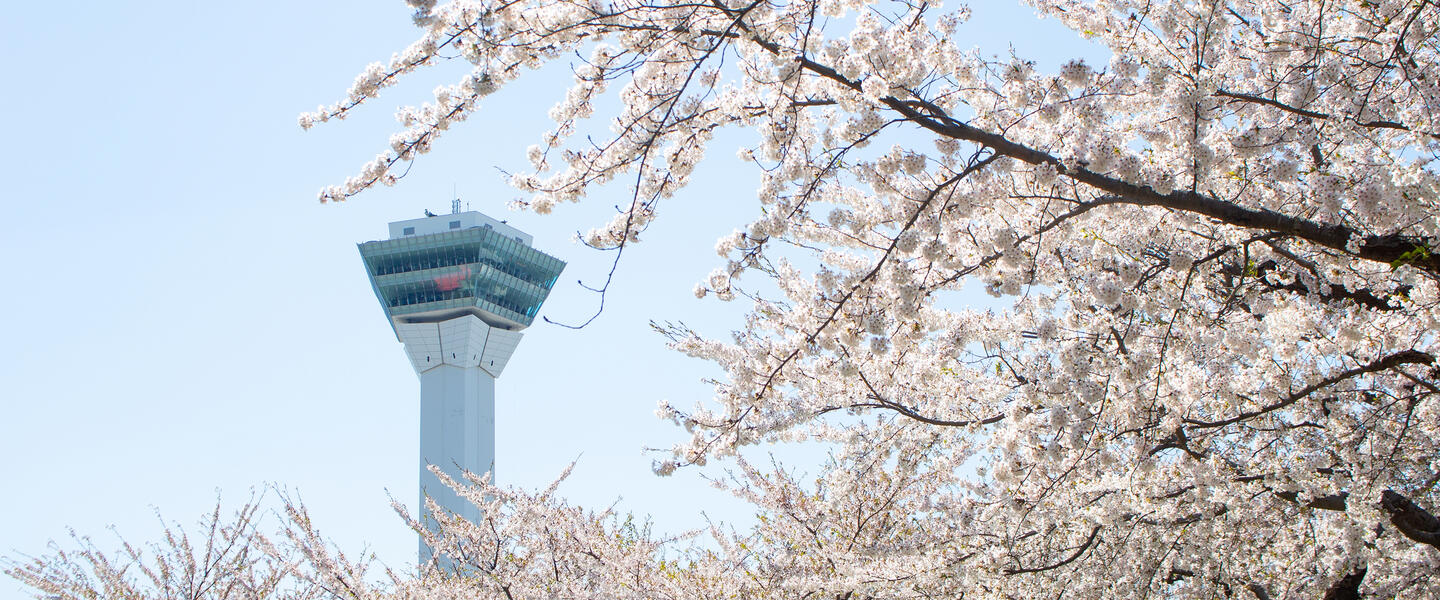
<box><xmin>358</xmin><ymin>208</ymin><xmax>565</xmax><ymax>562</ymax></box>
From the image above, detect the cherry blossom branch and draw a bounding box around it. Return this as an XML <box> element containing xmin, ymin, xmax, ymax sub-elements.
<box><xmin>1184</xmin><ymin>349</ymin><xmax>1435</xmax><ymax>429</ymax></box>
<box><xmin>745</xmin><ymin>153</ymin><xmax>997</xmax><ymax>407</ymax></box>
<box><xmin>1002</xmin><ymin>525</ymin><xmax>1101</xmax><ymax>575</ymax></box>
<box><xmin>1214</xmin><ymin>88</ymin><xmax>1437</xmax><ymax>138</ymax></box>
<box><xmin>851</xmin><ymin>368</ymin><xmax>1004</xmax><ymax>428</ymax></box>
<box><xmin>733</xmin><ymin>33</ymin><xmax>1440</xmax><ymax>276</ymax></box>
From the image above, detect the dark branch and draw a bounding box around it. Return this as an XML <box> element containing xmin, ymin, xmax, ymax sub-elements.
<box><xmin>759</xmin><ymin>41</ymin><xmax>1440</xmax><ymax>276</ymax></box>
<box><xmin>1320</xmin><ymin>567</ymin><xmax>1366</xmax><ymax>600</ymax></box>
<box><xmin>1229</xmin><ymin>259</ymin><xmax>1409</xmax><ymax>311</ymax></box>
<box><xmin>1274</xmin><ymin>490</ymin><xmax>1350</xmax><ymax>512</ymax></box>
<box><xmin>1381</xmin><ymin>489</ymin><xmax>1440</xmax><ymax>550</ymax></box>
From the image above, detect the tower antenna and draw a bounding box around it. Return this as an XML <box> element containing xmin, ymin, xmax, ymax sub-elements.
<box><xmin>452</xmin><ymin>185</ymin><xmax>461</xmax><ymax>214</ymax></box>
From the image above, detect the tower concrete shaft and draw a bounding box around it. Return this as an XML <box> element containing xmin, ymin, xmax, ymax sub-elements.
<box><xmin>398</xmin><ymin>314</ymin><xmax>521</xmax><ymax>562</ymax></box>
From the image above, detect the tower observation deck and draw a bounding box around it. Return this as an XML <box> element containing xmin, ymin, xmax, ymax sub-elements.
<box><xmin>358</xmin><ymin>210</ymin><xmax>565</xmax><ymax>563</ymax></box>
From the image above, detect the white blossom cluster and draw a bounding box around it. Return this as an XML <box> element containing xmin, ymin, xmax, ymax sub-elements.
<box><xmin>296</xmin><ymin>1</ymin><xmax>1440</xmax><ymax>594</ymax></box>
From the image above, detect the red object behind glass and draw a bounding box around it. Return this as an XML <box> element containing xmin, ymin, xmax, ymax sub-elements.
<box><xmin>433</xmin><ymin>265</ymin><xmax>472</xmax><ymax>291</ymax></box>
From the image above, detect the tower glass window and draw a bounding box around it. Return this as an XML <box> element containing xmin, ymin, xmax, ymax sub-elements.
<box><xmin>359</xmin><ymin>217</ymin><xmax>565</xmax><ymax>329</ymax></box>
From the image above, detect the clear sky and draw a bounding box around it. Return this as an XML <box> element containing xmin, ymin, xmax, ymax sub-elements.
<box><xmin>0</xmin><ymin>2</ymin><xmax>1104</xmax><ymax>597</ymax></box>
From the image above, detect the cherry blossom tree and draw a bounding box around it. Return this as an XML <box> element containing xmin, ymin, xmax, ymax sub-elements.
<box><xmin>14</xmin><ymin>0</ymin><xmax>1440</xmax><ymax>598</ymax></box>
<box><xmin>320</xmin><ymin>0</ymin><xmax>1440</xmax><ymax>596</ymax></box>
<box><xmin>2</xmin><ymin>495</ymin><xmax>377</xmax><ymax>600</ymax></box>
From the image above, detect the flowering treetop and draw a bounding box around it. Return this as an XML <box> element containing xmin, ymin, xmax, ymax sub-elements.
<box><xmin>297</xmin><ymin>0</ymin><xmax>1440</xmax><ymax>596</ymax></box>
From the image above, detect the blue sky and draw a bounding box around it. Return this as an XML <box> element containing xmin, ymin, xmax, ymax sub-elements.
<box><xmin>0</xmin><ymin>2</ymin><xmax>1104</xmax><ymax>596</ymax></box>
